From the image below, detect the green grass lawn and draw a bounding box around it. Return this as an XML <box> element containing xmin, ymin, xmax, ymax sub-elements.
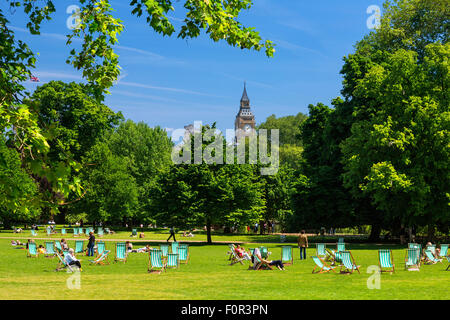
<box><xmin>0</xmin><ymin>236</ymin><xmax>449</xmax><ymax>300</ymax></box>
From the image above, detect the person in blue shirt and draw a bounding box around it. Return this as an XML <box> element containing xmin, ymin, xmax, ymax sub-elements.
<box><xmin>65</xmin><ymin>248</ymin><xmax>82</xmax><ymax>271</ymax></box>
<box><xmin>87</xmin><ymin>232</ymin><xmax>95</xmax><ymax>256</ymax></box>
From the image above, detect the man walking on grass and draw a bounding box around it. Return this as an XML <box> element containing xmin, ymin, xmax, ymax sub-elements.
<box><xmin>167</xmin><ymin>227</ymin><xmax>176</xmax><ymax>242</ymax></box>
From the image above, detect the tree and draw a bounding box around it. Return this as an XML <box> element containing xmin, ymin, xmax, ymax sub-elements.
<box><xmin>257</xmin><ymin>112</ymin><xmax>307</xmax><ymax>147</ymax></box>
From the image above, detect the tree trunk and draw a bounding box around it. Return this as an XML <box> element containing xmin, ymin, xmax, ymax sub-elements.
<box><xmin>206</xmin><ymin>219</ymin><xmax>212</xmax><ymax>244</ymax></box>
<box><xmin>427</xmin><ymin>224</ymin><xmax>435</xmax><ymax>243</ymax></box>
<box><xmin>369</xmin><ymin>224</ymin><xmax>381</xmax><ymax>242</ymax></box>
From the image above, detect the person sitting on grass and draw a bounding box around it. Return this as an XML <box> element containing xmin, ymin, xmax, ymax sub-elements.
<box><xmin>65</xmin><ymin>248</ymin><xmax>82</xmax><ymax>271</ymax></box>
<box><xmin>126</xmin><ymin>241</ymin><xmax>133</xmax><ymax>253</ymax></box>
<box><xmin>252</xmin><ymin>247</ymin><xmax>285</xmax><ymax>270</ymax></box>
<box><xmin>37</xmin><ymin>244</ymin><xmax>46</xmax><ymax>255</ymax></box>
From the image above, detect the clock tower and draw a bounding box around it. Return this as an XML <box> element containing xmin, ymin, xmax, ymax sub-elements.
<box><xmin>235</xmin><ymin>83</ymin><xmax>256</xmax><ymax>142</ymax></box>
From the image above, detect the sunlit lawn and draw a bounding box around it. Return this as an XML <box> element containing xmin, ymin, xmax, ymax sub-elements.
<box><xmin>0</xmin><ymin>235</ymin><xmax>449</xmax><ymax>300</ymax></box>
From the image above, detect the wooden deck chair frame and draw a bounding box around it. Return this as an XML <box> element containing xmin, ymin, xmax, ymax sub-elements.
<box><xmin>378</xmin><ymin>249</ymin><xmax>395</xmax><ymax>273</ymax></box>
<box><xmin>252</xmin><ymin>249</ymin><xmax>273</xmax><ymax>270</ymax></box>
<box><xmin>446</xmin><ymin>256</ymin><xmax>450</xmax><ymax>271</ymax></box>
<box><xmin>148</xmin><ymin>249</ymin><xmax>166</xmax><ymax>274</ymax></box>
<box><xmin>281</xmin><ymin>246</ymin><xmax>294</xmax><ymax>265</ymax></box>
<box><xmin>89</xmin><ymin>250</ymin><xmax>110</xmax><ymax>265</ymax></box>
<box><xmin>114</xmin><ymin>242</ymin><xmax>127</xmax><ymax>263</ymax></box>
<box><xmin>340</xmin><ymin>251</ymin><xmax>360</xmax><ymax>274</ymax></box>
<box><xmin>325</xmin><ymin>248</ymin><xmax>342</xmax><ymax>265</ymax></box>
<box><xmin>55</xmin><ymin>251</ymin><xmax>74</xmax><ymax>272</ymax></box>
<box><xmin>27</xmin><ymin>242</ymin><xmax>38</xmax><ymax>258</ymax></box>
<box><xmin>405</xmin><ymin>248</ymin><xmax>421</xmax><ymax>270</ymax></box>
<box><xmin>227</xmin><ymin>244</ymin><xmax>236</xmax><ymax>261</ymax></box>
<box><xmin>230</xmin><ymin>248</ymin><xmax>244</xmax><ymax>265</ymax></box>
<box><xmin>312</xmin><ymin>256</ymin><xmax>336</xmax><ymax>274</ymax></box>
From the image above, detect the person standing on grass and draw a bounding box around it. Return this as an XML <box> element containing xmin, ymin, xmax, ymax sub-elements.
<box><xmin>298</xmin><ymin>230</ymin><xmax>308</xmax><ymax>260</ymax></box>
<box><xmin>87</xmin><ymin>232</ymin><xmax>95</xmax><ymax>256</ymax></box>
<box><xmin>167</xmin><ymin>226</ymin><xmax>176</xmax><ymax>242</ymax></box>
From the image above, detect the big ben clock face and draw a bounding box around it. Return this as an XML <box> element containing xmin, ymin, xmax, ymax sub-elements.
<box><xmin>244</xmin><ymin>124</ymin><xmax>252</xmax><ymax>132</ymax></box>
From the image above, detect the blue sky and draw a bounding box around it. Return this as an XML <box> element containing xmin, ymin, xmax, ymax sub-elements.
<box><xmin>4</xmin><ymin>0</ymin><xmax>384</xmax><ymax>135</ymax></box>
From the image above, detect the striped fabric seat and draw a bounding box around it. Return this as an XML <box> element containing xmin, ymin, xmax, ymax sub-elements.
<box><xmin>75</xmin><ymin>240</ymin><xmax>84</xmax><ymax>254</ymax></box>
<box><xmin>160</xmin><ymin>244</ymin><xmax>170</xmax><ymax>257</ymax></box>
<box><xmin>73</xmin><ymin>228</ymin><xmax>79</xmax><ymax>237</ymax></box>
<box><xmin>97</xmin><ymin>241</ymin><xmax>106</xmax><ymax>255</ymax></box>
<box><xmin>439</xmin><ymin>244</ymin><xmax>448</xmax><ymax>258</ymax></box>
<box><xmin>340</xmin><ymin>251</ymin><xmax>360</xmax><ymax>274</ymax></box>
<box><xmin>148</xmin><ymin>249</ymin><xmax>166</xmax><ymax>273</ymax></box>
<box><xmin>426</xmin><ymin>245</ymin><xmax>436</xmax><ymax>256</ymax></box>
<box><xmin>27</xmin><ymin>242</ymin><xmax>38</xmax><ymax>258</ymax></box>
<box><xmin>89</xmin><ymin>250</ymin><xmax>110</xmax><ymax>265</ymax></box>
<box><xmin>337</xmin><ymin>242</ymin><xmax>346</xmax><ymax>252</ymax></box>
<box><xmin>97</xmin><ymin>228</ymin><xmax>104</xmax><ymax>237</ymax></box>
<box><xmin>45</xmin><ymin>241</ymin><xmax>56</xmax><ymax>257</ymax></box>
<box><xmin>171</xmin><ymin>242</ymin><xmax>179</xmax><ymax>254</ymax></box>
<box><xmin>55</xmin><ymin>241</ymin><xmax>62</xmax><ymax>252</ymax></box>
<box><xmin>316</xmin><ymin>243</ymin><xmax>326</xmax><ymax>257</ymax></box>
<box><xmin>378</xmin><ymin>249</ymin><xmax>395</xmax><ymax>273</ymax></box>
<box><xmin>31</xmin><ymin>229</ymin><xmax>37</xmax><ymax>237</ymax></box>
<box><xmin>281</xmin><ymin>246</ymin><xmax>293</xmax><ymax>265</ymax></box>
<box><xmin>46</xmin><ymin>227</ymin><xmax>51</xmax><ymax>236</ymax></box>
<box><xmin>166</xmin><ymin>253</ymin><xmax>179</xmax><ymax>268</ymax></box>
<box><xmin>424</xmin><ymin>250</ymin><xmax>441</xmax><ymax>264</ymax></box>
<box><xmin>61</xmin><ymin>228</ymin><xmax>66</xmax><ymax>235</ymax></box>
<box><xmin>312</xmin><ymin>256</ymin><xmax>336</xmax><ymax>274</ymax></box>
<box><xmin>260</xmin><ymin>246</ymin><xmax>270</xmax><ymax>259</ymax></box>
<box><xmin>131</xmin><ymin>229</ymin><xmax>137</xmax><ymax>236</ymax></box>
<box><xmin>178</xmin><ymin>246</ymin><xmax>189</xmax><ymax>264</ymax></box>
<box><xmin>405</xmin><ymin>248</ymin><xmax>420</xmax><ymax>270</ymax></box>
<box><xmin>55</xmin><ymin>252</ymin><xmax>74</xmax><ymax>272</ymax></box>
<box><xmin>114</xmin><ymin>242</ymin><xmax>127</xmax><ymax>263</ymax></box>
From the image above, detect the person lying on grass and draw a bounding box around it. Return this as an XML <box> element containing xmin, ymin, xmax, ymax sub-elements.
<box><xmin>11</xmin><ymin>240</ymin><xmax>25</xmax><ymax>247</ymax></box>
<box><xmin>252</xmin><ymin>247</ymin><xmax>285</xmax><ymax>270</ymax></box>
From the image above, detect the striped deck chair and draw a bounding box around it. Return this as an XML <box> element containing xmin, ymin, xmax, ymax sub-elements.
<box><xmin>45</xmin><ymin>241</ymin><xmax>56</xmax><ymax>258</ymax></box>
<box><xmin>97</xmin><ymin>228</ymin><xmax>104</xmax><ymax>237</ymax></box>
<box><xmin>405</xmin><ymin>248</ymin><xmax>421</xmax><ymax>270</ymax></box>
<box><xmin>148</xmin><ymin>249</ymin><xmax>166</xmax><ymax>274</ymax></box>
<box><xmin>31</xmin><ymin>229</ymin><xmax>37</xmax><ymax>237</ymax></box>
<box><xmin>75</xmin><ymin>240</ymin><xmax>84</xmax><ymax>255</ymax></box>
<box><xmin>89</xmin><ymin>250</ymin><xmax>110</xmax><ymax>265</ymax></box>
<box><xmin>61</xmin><ymin>228</ymin><xmax>66</xmax><ymax>235</ymax></box>
<box><xmin>326</xmin><ymin>248</ymin><xmax>342</xmax><ymax>265</ymax></box>
<box><xmin>424</xmin><ymin>250</ymin><xmax>441</xmax><ymax>264</ymax></box>
<box><xmin>337</xmin><ymin>242</ymin><xmax>346</xmax><ymax>252</ymax></box>
<box><xmin>178</xmin><ymin>245</ymin><xmax>189</xmax><ymax>264</ymax></box>
<box><xmin>46</xmin><ymin>227</ymin><xmax>51</xmax><ymax>237</ymax></box>
<box><xmin>114</xmin><ymin>242</ymin><xmax>127</xmax><ymax>263</ymax></box>
<box><xmin>160</xmin><ymin>244</ymin><xmax>170</xmax><ymax>258</ymax></box>
<box><xmin>96</xmin><ymin>241</ymin><xmax>106</xmax><ymax>256</ymax></box>
<box><xmin>338</xmin><ymin>237</ymin><xmax>344</xmax><ymax>243</ymax></box>
<box><xmin>340</xmin><ymin>251</ymin><xmax>360</xmax><ymax>274</ymax></box>
<box><xmin>439</xmin><ymin>244</ymin><xmax>448</xmax><ymax>258</ymax></box>
<box><xmin>378</xmin><ymin>249</ymin><xmax>395</xmax><ymax>273</ymax></box>
<box><xmin>227</xmin><ymin>244</ymin><xmax>235</xmax><ymax>260</ymax></box>
<box><xmin>312</xmin><ymin>256</ymin><xmax>336</xmax><ymax>274</ymax></box>
<box><xmin>446</xmin><ymin>256</ymin><xmax>450</xmax><ymax>271</ymax></box>
<box><xmin>171</xmin><ymin>242</ymin><xmax>179</xmax><ymax>254</ymax></box>
<box><xmin>281</xmin><ymin>246</ymin><xmax>293</xmax><ymax>265</ymax></box>
<box><xmin>55</xmin><ymin>251</ymin><xmax>74</xmax><ymax>272</ymax></box>
<box><xmin>73</xmin><ymin>228</ymin><xmax>79</xmax><ymax>237</ymax></box>
<box><xmin>131</xmin><ymin>229</ymin><xmax>137</xmax><ymax>237</ymax></box>
<box><xmin>27</xmin><ymin>242</ymin><xmax>38</xmax><ymax>258</ymax></box>
<box><xmin>426</xmin><ymin>244</ymin><xmax>436</xmax><ymax>255</ymax></box>
<box><xmin>55</xmin><ymin>241</ymin><xmax>62</xmax><ymax>253</ymax></box>
<box><xmin>166</xmin><ymin>253</ymin><xmax>179</xmax><ymax>269</ymax></box>
<box><xmin>316</xmin><ymin>243</ymin><xmax>326</xmax><ymax>258</ymax></box>
<box><xmin>260</xmin><ymin>246</ymin><xmax>271</xmax><ymax>259</ymax></box>
<box><xmin>252</xmin><ymin>249</ymin><xmax>273</xmax><ymax>270</ymax></box>
<box><xmin>230</xmin><ymin>247</ymin><xmax>244</xmax><ymax>265</ymax></box>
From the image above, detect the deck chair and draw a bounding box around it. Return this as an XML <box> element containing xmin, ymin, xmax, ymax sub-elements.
<box><xmin>340</xmin><ymin>251</ymin><xmax>360</xmax><ymax>274</ymax></box>
<box><xmin>227</xmin><ymin>244</ymin><xmax>236</xmax><ymax>260</ymax></box>
<box><xmin>230</xmin><ymin>247</ymin><xmax>244</xmax><ymax>265</ymax></box>
<box><xmin>73</xmin><ymin>228</ymin><xmax>79</xmax><ymax>237</ymax></box>
<box><xmin>281</xmin><ymin>246</ymin><xmax>293</xmax><ymax>265</ymax></box>
<box><xmin>75</xmin><ymin>240</ymin><xmax>84</xmax><ymax>255</ymax></box>
<box><xmin>166</xmin><ymin>253</ymin><xmax>179</xmax><ymax>269</ymax></box>
<box><xmin>46</xmin><ymin>227</ymin><xmax>51</xmax><ymax>236</ymax></box>
<box><xmin>337</xmin><ymin>242</ymin><xmax>346</xmax><ymax>252</ymax></box>
<box><xmin>31</xmin><ymin>229</ymin><xmax>37</xmax><ymax>237</ymax></box>
<box><xmin>338</xmin><ymin>237</ymin><xmax>344</xmax><ymax>243</ymax></box>
<box><xmin>260</xmin><ymin>246</ymin><xmax>271</xmax><ymax>259</ymax></box>
<box><xmin>326</xmin><ymin>248</ymin><xmax>342</xmax><ymax>265</ymax></box>
<box><xmin>45</xmin><ymin>241</ymin><xmax>56</xmax><ymax>258</ymax></box>
<box><xmin>159</xmin><ymin>244</ymin><xmax>169</xmax><ymax>258</ymax></box>
<box><xmin>55</xmin><ymin>241</ymin><xmax>62</xmax><ymax>253</ymax></box>
<box><xmin>89</xmin><ymin>250</ymin><xmax>110</xmax><ymax>265</ymax></box>
<box><xmin>178</xmin><ymin>245</ymin><xmax>189</xmax><ymax>264</ymax></box>
<box><xmin>171</xmin><ymin>241</ymin><xmax>179</xmax><ymax>254</ymax></box>
<box><xmin>27</xmin><ymin>242</ymin><xmax>38</xmax><ymax>258</ymax></box>
<box><xmin>316</xmin><ymin>243</ymin><xmax>326</xmax><ymax>258</ymax></box>
<box><xmin>55</xmin><ymin>251</ymin><xmax>74</xmax><ymax>272</ymax></box>
<box><xmin>97</xmin><ymin>228</ymin><xmax>104</xmax><ymax>237</ymax></box>
<box><xmin>252</xmin><ymin>249</ymin><xmax>273</xmax><ymax>270</ymax></box>
<box><xmin>405</xmin><ymin>248</ymin><xmax>421</xmax><ymax>271</ymax></box>
<box><xmin>426</xmin><ymin>244</ymin><xmax>436</xmax><ymax>255</ymax></box>
<box><xmin>61</xmin><ymin>228</ymin><xmax>66</xmax><ymax>235</ymax></box>
<box><xmin>446</xmin><ymin>256</ymin><xmax>450</xmax><ymax>271</ymax></box>
<box><xmin>378</xmin><ymin>249</ymin><xmax>395</xmax><ymax>273</ymax></box>
<box><xmin>96</xmin><ymin>241</ymin><xmax>106</xmax><ymax>256</ymax></box>
<box><xmin>131</xmin><ymin>228</ymin><xmax>137</xmax><ymax>237</ymax></box>
<box><xmin>438</xmin><ymin>244</ymin><xmax>448</xmax><ymax>258</ymax></box>
<box><xmin>424</xmin><ymin>249</ymin><xmax>442</xmax><ymax>264</ymax></box>
<box><xmin>114</xmin><ymin>242</ymin><xmax>127</xmax><ymax>263</ymax></box>
<box><xmin>148</xmin><ymin>249</ymin><xmax>166</xmax><ymax>274</ymax></box>
<box><xmin>312</xmin><ymin>256</ymin><xmax>336</xmax><ymax>274</ymax></box>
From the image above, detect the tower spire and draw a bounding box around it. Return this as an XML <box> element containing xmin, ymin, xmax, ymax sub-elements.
<box><xmin>240</xmin><ymin>81</ymin><xmax>249</xmax><ymax>103</ymax></box>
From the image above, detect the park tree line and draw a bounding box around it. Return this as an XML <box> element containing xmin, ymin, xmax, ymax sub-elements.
<box><xmin>1</xmin><ymin>0</ymin><xmax>448</xmax><ymax>242</ymax></box>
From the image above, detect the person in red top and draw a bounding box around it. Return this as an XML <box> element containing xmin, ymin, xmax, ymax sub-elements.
<box><xmin>234</xmin><ymin>244</ymin><xmax>251</xmax><ymax>260</ymax></box>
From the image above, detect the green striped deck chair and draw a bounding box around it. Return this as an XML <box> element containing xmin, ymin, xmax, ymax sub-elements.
<box><xmin>160</xmin><ymin>244</ymin><xmax>170</xmax><ymax>257</ymax></box>
<box><xmin>316</xmin><ymin>243</ymin><xmax>326</xmax><ymax>258</ymax></box>
<box><xmin>46</xmin><ymin>227</ymin><xmax>51</xmax><ymax>236</ymax></box>
<box><xmin>338</xmin><ymin>237</ymin><xmax>344</xmax><ymax>243</ymax></box>
<box><xmin>27</xmin><ymin>242</ymin><xmax>38</xmax><ymax>258</ymax></box>
<box><xmin>227</xmin><ymin>244</ymin><xmax>235</xmax><ymax>260</ymax></box>
<box><xmin>312</xmin><ymin>256</ymin><xmax>336</xmax><ymax>274</ymax></box>
<box><xmin>439</xmin><ymin>244</ymin><xmax>448</xmax><ymax>258</ymax></box>
<box><xmin>252</xmin><ymin>249</ymin><xmax>272</xmax><ymax>270</ymax></box>
<box><xmin>260</xmin><ymin>246</ymin><xmax>270</xmax><ymax>259</ymax></box>
<box><xmin>424</xmin><ymin>250</ymin><xmax>441</xmax><ymax>264</ymax></box>
<box><xmin>446</xmin><ymin>256</ymin><xmax>450</xmax><ymax>271</ymax></box>
<box><xmin>114</xmin><ymin>242</ymin><xmax>127</xmax><ymax>263</ymax></box>
<box><xmin>61</xmin><ymin>228</ymin><xmax>66</xmax><ymax>235</ymax></box>
<box><xmin>131</xmin><ymin>228</ymin><xmax>137</xmax><ymax>237</ymax></box>
<box><xmin>337</xmin><ymin>242</ymin><xmax>346</xmax><ymax>252</ymax></box>
<box><xmin>55</xmin><ymin>251</ymin><xmax>74</xmax><ymax>272</ymax></box>
<box><xmin>148</xmin><ymin>249</ymin><xmax>166</xmax><ymax>273</ymax></box>
<box><xmin>97</xmin><ymin>228</ymin><xmax>104</xmax><ymax>237</ymax></box>
<box><xmin>96</xmin><ymin>241</ymin><xmax>106</xmax><ymax>256</ymax></box>
<box><xmin>75</xmin><ymin>240</ymin><xmax>84</xmax><ymax>255</ymax></box>
<box><xmin>378</xmin><ymin>249</ymin><xmax>395</xmax><ymax>273</ymax></box>
<box><xmin>45</xmin><ymin>241</ymin><xmax>56</xmax><ymax>258</ymax></box>
<box><xmin>405</xmin><ymin>248</ymin><xmax>421</xmax><ymax>270</ymax></box>
<box><xmin>73</xmin><ymin>228</ymin><xmax>79</xmax><ymax>237</ymax></box>
<box><xmin>55</xmin><ymin>241</ymin><xmax>62</xmax><ymax>253</ymax></box>
<box><xmin>178</xmin><ymin>245</ymin><xmax>189</xmax><ymax>264</ymax></box>
<box><xmin>281</xmin><ymin>246</ymin><xmax>293</xmax><ymax>265</ymax></box>
<box><xmin>166</xmin><ymin>253</ymin><xmax>179</xmax><ymax>269</ymax></box>
<box><xmin>426</xmin><ymin>245</ymin><xmax>436</xmax><ymax>256</ymax></box>
<box><xmin>230</xmin><ymin>247</ymin><xmax>244</xmax><ymax>265</ymax></box>
<box><xmin>31</xmin><ymin>229</ymin><xmax>37</xmax><ymax>237</ymax></box>
<box><xmin>325</xmin><ymin>248</ymin><xmax>341</xmax><ymax>265</ymax></box>
<box><xmin>171</xmin><ymin>242</ymin><xmax>179</xmax><ymax>254</ymax></box>
<box><xmin>340</xmin><ymin>251</ymin><xmax>360</xmax><ymax>274</ymax></box>
<box><xmin>89</xmin><ymin>250</ymin><xmax>110</xmax><ymax>265</ymax></box>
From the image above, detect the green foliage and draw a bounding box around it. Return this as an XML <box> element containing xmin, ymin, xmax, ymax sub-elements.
<box><xmin>257</xmin><ymin>112</ymin><xmax>307</xmax><ymax>147</ymax></box>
